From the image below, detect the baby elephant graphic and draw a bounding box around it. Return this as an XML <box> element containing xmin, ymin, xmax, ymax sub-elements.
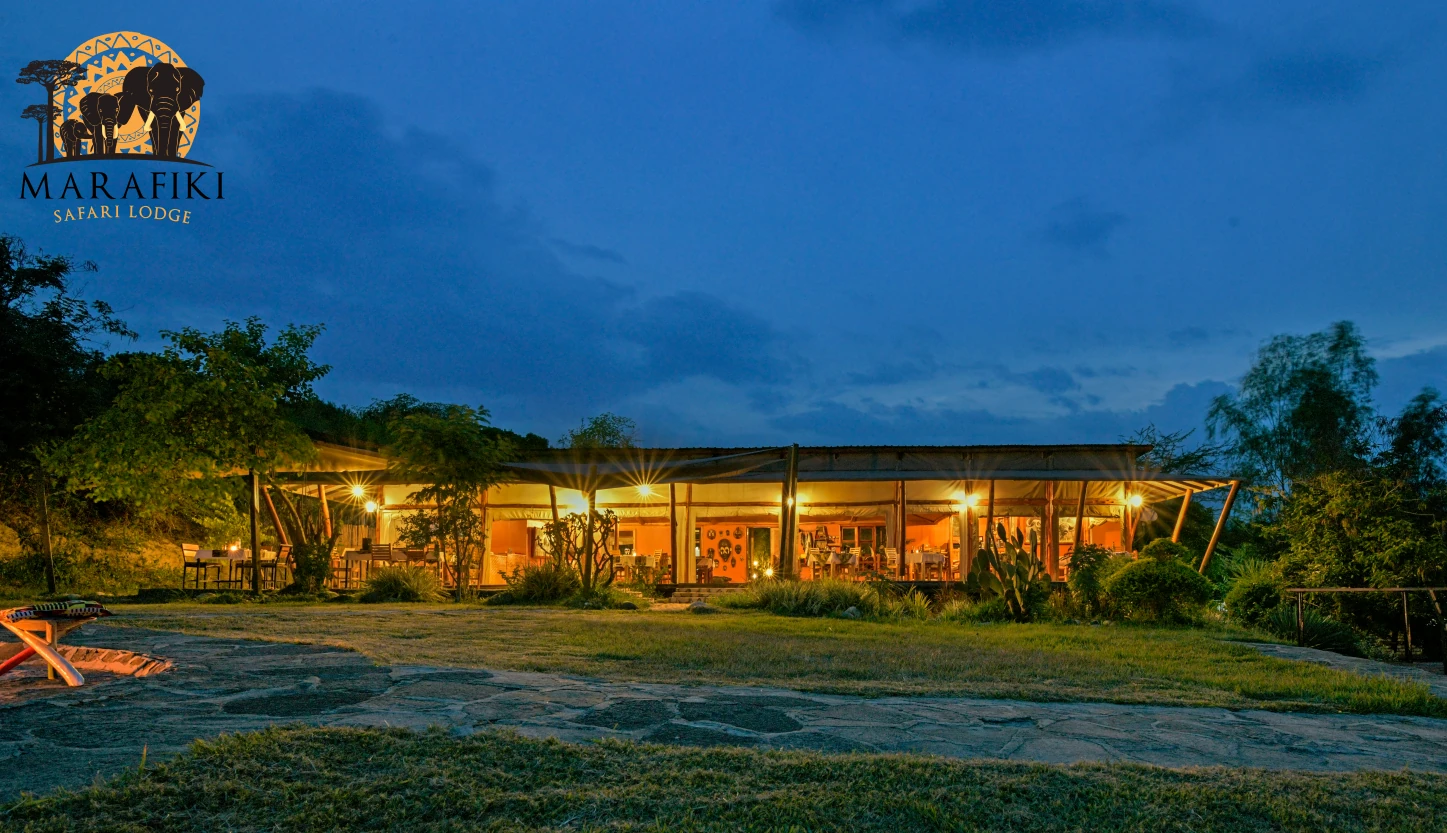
<box><xmin>118</xmin><ymin>62</ymin><xmax>205</xmax><ymax>158</ymax></box>
<box><xmin>79</xmin><ymin>92</ymin><xmax>122</xmax><ymax>155</ymax></box>
<box><xmin>58</xmin><ymin>119</ymin><xmax>91</xmax><ymax>157</ymax></box>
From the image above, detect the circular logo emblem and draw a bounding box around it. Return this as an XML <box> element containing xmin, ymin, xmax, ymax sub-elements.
<box><xmin>54</xmin><ymin>32</ymin><xmax>203</xmax><ymax>159</ymax></box>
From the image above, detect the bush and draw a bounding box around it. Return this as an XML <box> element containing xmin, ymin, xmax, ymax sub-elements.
<box><xmin>724</xmin><ymin>579</ymin><xmax>882</xmax><ymax>618</ymax></box>
<box><xmin>1065</xmin><ymin>543</ymin><xmax>1114</xmax><ymax>615</ymax></box>
<box><xmin>938</xmin><ymin>597</ymin><xmax>1012</xmax><ymax>624</ymax></box>
<box><xmin>1223</xmin><ymin>560</ymin><xmax>1284</xmax><ymax>628</ymax></box>
<box><xmin>290</xmin><ymin>542</ymin><xmax>334</xmax><ymax>593</ymax></box>
<box><xmin>491</xmin><ymin>561</ymin><xmax>581</xmax><ymax>605</ymax></box>
<box><xmin>1140</xmin><ymin>538</ymin><xmax>1194</xmax><ymax>565</ymax></box>
<box><xmin>1102</xmin><ymin>558</ymin><xmax>1213</xmax><ymax>622</ymax></box>
<box><xmin>563</xmin><ymin>585</ymin><xmax>635</xmax><ymax>609</ymax></box>
<box><xmin>360</xmin><ymin>566</ymin><xmax>444</xmax><ymax>603</ymax></box>
<box><xmin>1264</xmin><ymin>606</ymin><xmax>1361</xmax><ymax>656</ymax></box>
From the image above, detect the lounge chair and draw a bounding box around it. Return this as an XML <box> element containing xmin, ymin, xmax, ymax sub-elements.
<box><xmin>0</xmin><ymin>601</ymin><xmax>113</xmax><ymax>686</ymax></box>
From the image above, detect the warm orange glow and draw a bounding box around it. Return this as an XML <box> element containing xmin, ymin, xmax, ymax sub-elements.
<box><xmin>560</xmin><ymin>490</ymin><xmax>589</xmax><ymax>516</ymax></box>
<box><xmin>636</xmin><ymin>484</ymin><xmax>656</xmax><ymax>498</ymax></box>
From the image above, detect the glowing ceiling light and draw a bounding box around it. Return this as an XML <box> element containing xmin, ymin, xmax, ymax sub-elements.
<box><xmin>636</xmin><ymin>484</ymin><xmax>656</xmax><ymax>498</ymax></box>
<box><xmin>350</xmin><ymin>484</ymin><xmax>365</xmax><ymax>498</ymax></box>
<box><xmin>364</xmin><ymin>500</ymin><xmax>378</xmax><ymax>513</ymax></box>
<box><xmin>1126</xmin><ymin>494</ymin><xmax>1143</xmax><ymax>509</ymax></box>
<box><xmin>786</xmin><ymin>496</ymin><xmax>794</xmax><ymax>506</ymax></box>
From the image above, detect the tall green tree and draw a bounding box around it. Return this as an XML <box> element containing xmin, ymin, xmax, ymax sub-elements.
<box><xmin>1208</xmin><ymin>321</ymin><xmax>1377</xmax><ymax>497</ymax></box>
<box><xmin>49</xmin><ymin>318</ymin><xmax>326</xmax><ymax>527</ymax></box>
<box><xmin>389</xmin><ymin>405</ymin><xmax>510</xmax><ymax>602</ymax></box>
<box><xmin>16</xmin><ymin>60</ymin><xmax>84</xmax><ymax>162</ymax></box>
<box><xmin>0</xmin><ymin>235</ymin><xmax>132</xmax><ymax>592</ymax></box>
<box><xmin>560</xmin><ymin>413</ymin><xmax>636</xmax><ymax>449</ymax></box>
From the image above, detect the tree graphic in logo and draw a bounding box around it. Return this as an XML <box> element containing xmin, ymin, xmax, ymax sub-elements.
<box><xmin>16</xmin><ymin>32</ymin><xmax>207</xmax><ymax>165</ymax></box>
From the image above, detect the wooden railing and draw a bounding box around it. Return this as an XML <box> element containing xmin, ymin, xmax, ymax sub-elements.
<box><xmin>1285</xmin><ymin>587</ymin><xmax>1447</xmax><ymax>670</ymax></box>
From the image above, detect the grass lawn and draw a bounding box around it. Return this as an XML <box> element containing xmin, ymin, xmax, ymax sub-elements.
<box><xmin>108</xmin><ymin>604</ymin><xmax>1447</xmax><ymax>716</ymax></box>
<box><xmin>3</xmin><ymin>726</ymin><xmax>1443</xmax><ymax>832</ymax></box>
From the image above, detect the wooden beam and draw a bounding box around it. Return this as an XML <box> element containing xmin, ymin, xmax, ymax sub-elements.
<box><xmin>548</xmin><ymin>485</ymin><xmax>560</xmax><ymax>524</ymax></box>
<box><xmin>317</xmin><ymin>484</ymin><xmax>332</xmax><ymax>538</ymax></box>
<box><xmin>897</xmin><ymin>479</ymin><xmax>907</xmax><ymax>577</ymax></box>
<box><xmin>669</xmin><ymin>483</ymin><xmax>678</xmax><ymax>583</ymax></box>
<box><xmin>985</xmin><ymin>480</ymin><xmax>996</xmax><ymax>549</ymax></box>
<box><xmin>1198</xmin><ymin>480</ymin><xmax>1240</xmax><ymax>575</ymax></box>
<box><xmin>779</xmin><ymin>444</ymin><xmax>800</xmax><ymax>579</ymax></box>
<box><xmin>1171</xmin><ymin>489</ymin><xmax>1192</xmax><ymax>543</ymax></box>
<box><xmin>262</xmin><ymin>485</ymin><xmax>289</xmax><ymax>546</ymax></box>
<box><xmin>1073</xmin><ymin>481</ymin><xmax>1087</xmax><ymax>553</ymax></box>
<box><xmin>248</xmin><ymin>470</ymin><xmax>261</xmax><ymax>594</ymax></box>
<box><xmin>1044</xmin><ymin>481</ymin><xmax>1058</xmax><ymax>578</ymax></box>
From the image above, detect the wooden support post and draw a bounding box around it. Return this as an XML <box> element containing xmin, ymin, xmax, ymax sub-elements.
<box><xmin>262</xmin><ymin>485</ymin><xmax>289</xmax><ymax>546</ymax></box>
<box><xmin>685</xmin><ymin>483</ymin><xmax>694</xmax><ymax>583</ymax></box>
<box><xmin>248</xmin><ymin>470</ymin><xmax>262</xmax><ymax>594</ymax></box>
<box><xmin>1296</xmin><ymin>592</ymin><xmax>1304</xmax><ymax>646</ymax></box>
<box><xmin>1044</xmin><ymin>481</ymin><xmax>1058</xmax><ymax>579</ymax></box>
<box><xmin>1198</xmin><ymin>480</ymin><xmax>1240</xmax><ymax>575</ymax></box>
<box><xmin>479</xmin><ymin>488</ymin><xmax>491</xmax><ymax>588</ymax></box>
<box><xmin>985</xmin><ymin>480</ymin><xmax>996</xmax><ymax>549</ymax></box>
<box><xmin>669</xmin><ymin>483</ymin><xmax>678</xmax><ymax>584</ymax></box>
<box><xmin>318</xmin><ymin>485</ymin><xmax>332</xmax><ymax>538</ymax></box>
<box><xmin>549</xmin><ymin>485</ymin><xmax>560</xmax><ymax>524</ymax></box>
<box><xmin>778</xmin><ymin>444</ymin><xmax>800</xmax><ymax>580</ymax></box>
<box><xmin>897</xmin><ymin>479</ymin><xmax>907</xmax><ymax>577</ymax></box>
<box><xmin>1402</xmin><ymin>591</ymin><xmax>1414</xmax><ymax>664</ymax></box>
<box><xmin>1072</xmin><ymin>482</ymin><xmax>1087</xmax><ymax>554</ymax></box>
<box><xmin>962</xmin><ymin>480</ymin><xmax>977</xmax><ymax>578</ymax></box>
<box><xmin>1171</xmin><ymin>489</ymin><xmax>1192</xmax><ymax>543</ymax></box>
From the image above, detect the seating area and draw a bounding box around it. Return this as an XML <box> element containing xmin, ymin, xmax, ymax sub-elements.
<box><xmin>180</xmin><ymin>544</ymin><xmax>292</xmax><ymax>591</ymax></box>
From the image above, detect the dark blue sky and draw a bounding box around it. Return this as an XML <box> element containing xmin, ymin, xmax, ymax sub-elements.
<box><xmin>4</xmin><ymin>1</ymin><xmax>1445</xmax><ymax>445</ymax></box>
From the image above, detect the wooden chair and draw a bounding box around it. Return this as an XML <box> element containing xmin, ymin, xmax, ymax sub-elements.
<box><xmin>883</xmin><ymin>547</ymin><xmax>900</xmax><ymax>575</ymax></box>
<box><xmin>367</xmin><ymin>544</ymin><xmax>394</xmax><ymax>577</ymax></box>
<box><xmin>180</xmin><ymin>544</ymin><xmax>222</xmax><ymax>589</ymax></box>
<box><xmin>259</xmin><ymin>544</ymin><xmax>292</xmax><ymax>590</ymax></box>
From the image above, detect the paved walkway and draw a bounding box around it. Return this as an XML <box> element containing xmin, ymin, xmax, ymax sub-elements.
<box><xmin>4</xmin><ymin>626</ymin><xmax>1447</xmax><ymax>799</ymax></box>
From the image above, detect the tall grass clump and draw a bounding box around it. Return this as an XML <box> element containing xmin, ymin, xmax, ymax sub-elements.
<box><xmin>491</xmin><ymin>561</ymin><xmax>581</xmax><ymax>605</ymax></box>
<box><xmin>360</xmin><ymin>566</ymin><xmax>444</xmax><ymax>603</ymax></box>
<box><xmin>1264</xmin><ymin>606</ymin><xmax>1361</xmax><ymax>656</ymax></box>
<box><xmin>719</xmin><ymin>579</ymin><xmax>881</xmax><ymax>617</ymax></box>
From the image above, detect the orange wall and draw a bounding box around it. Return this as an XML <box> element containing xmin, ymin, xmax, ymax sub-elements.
<box><xmin>491</xmin><ymin>519</ymin><xmax>530</xmax><ymax>555</ymax></box>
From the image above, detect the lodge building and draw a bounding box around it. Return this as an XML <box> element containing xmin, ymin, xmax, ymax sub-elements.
<box><xmin>274</xmin><ymin>443</ymin><xmax>1239</xmax><ymax>588</ymax></box>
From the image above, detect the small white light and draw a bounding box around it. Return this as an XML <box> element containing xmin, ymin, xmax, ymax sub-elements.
<box><xmin>364</xmin><ymin>500</ymin><xmax>378</xmax><ymax>513</ymax></box>
<box><xmin>1126</xmin><ymin>494</ymin><xmax>1143</xmax><ymax>508</ymax></box>
<box><xmin>350</xmin><ymin>484</ymin><xmax>365</xmax><ymax>498</ymax></box>
<box><xmin>764</xmin><ymin>567</ymin><xmax>775</xmax><ymax>577</ymax></box>
<box><xmin>636</xmin><ymin>484</ymin><xmax>655</xmax><ymax>498</ymax></box>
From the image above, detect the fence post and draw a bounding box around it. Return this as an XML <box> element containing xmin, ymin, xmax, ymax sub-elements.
<box><xmin>1401</xmin><ymin>590</ymin><xmax>1413</xmax><ymax>664</ymax></box>
<box><xmin>1295</xmin><ymin>592</ymin><xmax>1304</xmax><ymax>647</ymax></box>
<box><xmin>1428</xmin><ymin>590</ymin><xmax>1446</xmax><ymax>675</ymax></box>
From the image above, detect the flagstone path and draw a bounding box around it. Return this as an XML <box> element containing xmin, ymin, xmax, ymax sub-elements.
<box><xmin>3</xmin><ymin>625</ymin><xmax>1447</xmax><ymax>800</ymax></box>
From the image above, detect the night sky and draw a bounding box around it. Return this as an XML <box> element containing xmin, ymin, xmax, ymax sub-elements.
<box><xmin>3</xmin><ymin>2</ymin><xmax>1444</xmax><ymax>446</ymax></box>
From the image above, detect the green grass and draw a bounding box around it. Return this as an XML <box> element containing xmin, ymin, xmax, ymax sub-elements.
<box><xmin>107</xmin><ymin>604</ymin><xmax>1447</xmax><ymax>716</ymax></box>
<box><xmin>3</xmin><ymin>726</ymin><xmax>1443</xmax><ymax>832</ymax></box>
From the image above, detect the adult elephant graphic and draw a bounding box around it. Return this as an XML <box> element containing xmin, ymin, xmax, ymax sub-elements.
<box><xmin>118</xmin><ymin>62</ymin><xmax>205</xmax><ymax>158</ymax></box>
<box><xmin>58</xmin><ymin>119</ymin><xmax>91</xmax><ymax>157</ymax></box>
<box><xmin>78</xmin><ymin>92</ymin><xmax>121</xmax><ymax>155</ymax></box>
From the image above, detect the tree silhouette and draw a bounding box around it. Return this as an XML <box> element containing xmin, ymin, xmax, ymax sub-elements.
<box><xmin>20</xmin><ymin>103</ymin><xmax>57</xmax><ymax>165</ymax></box>
<box><xmin>16</xmin><ymin>60</ymin><xmax>85</xmax><ymax>162</ymax></box>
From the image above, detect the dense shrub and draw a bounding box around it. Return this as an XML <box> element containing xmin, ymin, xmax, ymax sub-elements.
<box><xmin>1102</xmin><ymin>558</ymin><xmax>1213</xmax><ymax>622</ymax></box>
<box><xmin>1139</xmin><ymin>538</ymin><xmax>1194</xmax><ymax>565</ymax></box>
<box><xmin>289</xmin><ymin>542</ymin><xmax>334</xmax><ymax>593</ymax></box>
<box><xmin>1064</xmin><ymin>543</ymin><xmax>1114</xmax><ymax>615</ymax></box>
<box><xmin>1264</xmin><ymin>605</ymin><xmax>1361</xmax><ymax>656</ymax></box>
<box><xmin>563</xmin><ymin>585</ymin><xmax>635</xmax><ymax>609</ymax></box>
<box><xmin>878</xmin><ymin>588</ymin><xmax>932</xmax><ymax>620</ymax></box>
<box><xmin>1222</xmin><ymin>560</ymin><xmax>1285</xmax><ymax>628</ymax></box>
<box><xmin>360</xmin><ymin>566</ymin><xmax>444</xmax><ymax>603</ymax></box>
<box><xmin>491</xmin><ymin>561</ymin><xmax>581</xmax><ymax>605</ymax></box>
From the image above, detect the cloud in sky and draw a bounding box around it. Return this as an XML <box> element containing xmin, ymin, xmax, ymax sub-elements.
<box><xmin>1040</xmin><ymin>197</ymin><xmax>1127</xmax><ymax>257</ymax></box>
<box><xmin>1161</xmin><ymin>45</ymin><xmax>1390</xmax><ymax>129</ymax></box>
<box><xmin>774</xmin><ymin>0</ymin><xmax>1213</xmax><ymax>56</ymax></box>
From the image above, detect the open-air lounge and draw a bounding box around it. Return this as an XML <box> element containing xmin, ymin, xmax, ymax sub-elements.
<box><xmin>198</xmin><ymin>442</ymin><xmax>1239</xmax><ymax>593</ymax></box>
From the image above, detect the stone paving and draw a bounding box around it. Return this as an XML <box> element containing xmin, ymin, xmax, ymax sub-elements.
<box><xmin>4</xmin><ymin>625</ymin><xmax>1447</xmax><ymax>800</ymax></box>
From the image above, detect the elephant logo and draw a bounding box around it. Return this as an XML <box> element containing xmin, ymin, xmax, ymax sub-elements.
<box><xmin>57</xmin><ymin>119</ymin><xmax>90</xmax><ymax>157</ymax></box>
<box><xmin>18</xmin><ymin>32</ymin><xmax>207</xmax><ymax>165</ymax></box>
